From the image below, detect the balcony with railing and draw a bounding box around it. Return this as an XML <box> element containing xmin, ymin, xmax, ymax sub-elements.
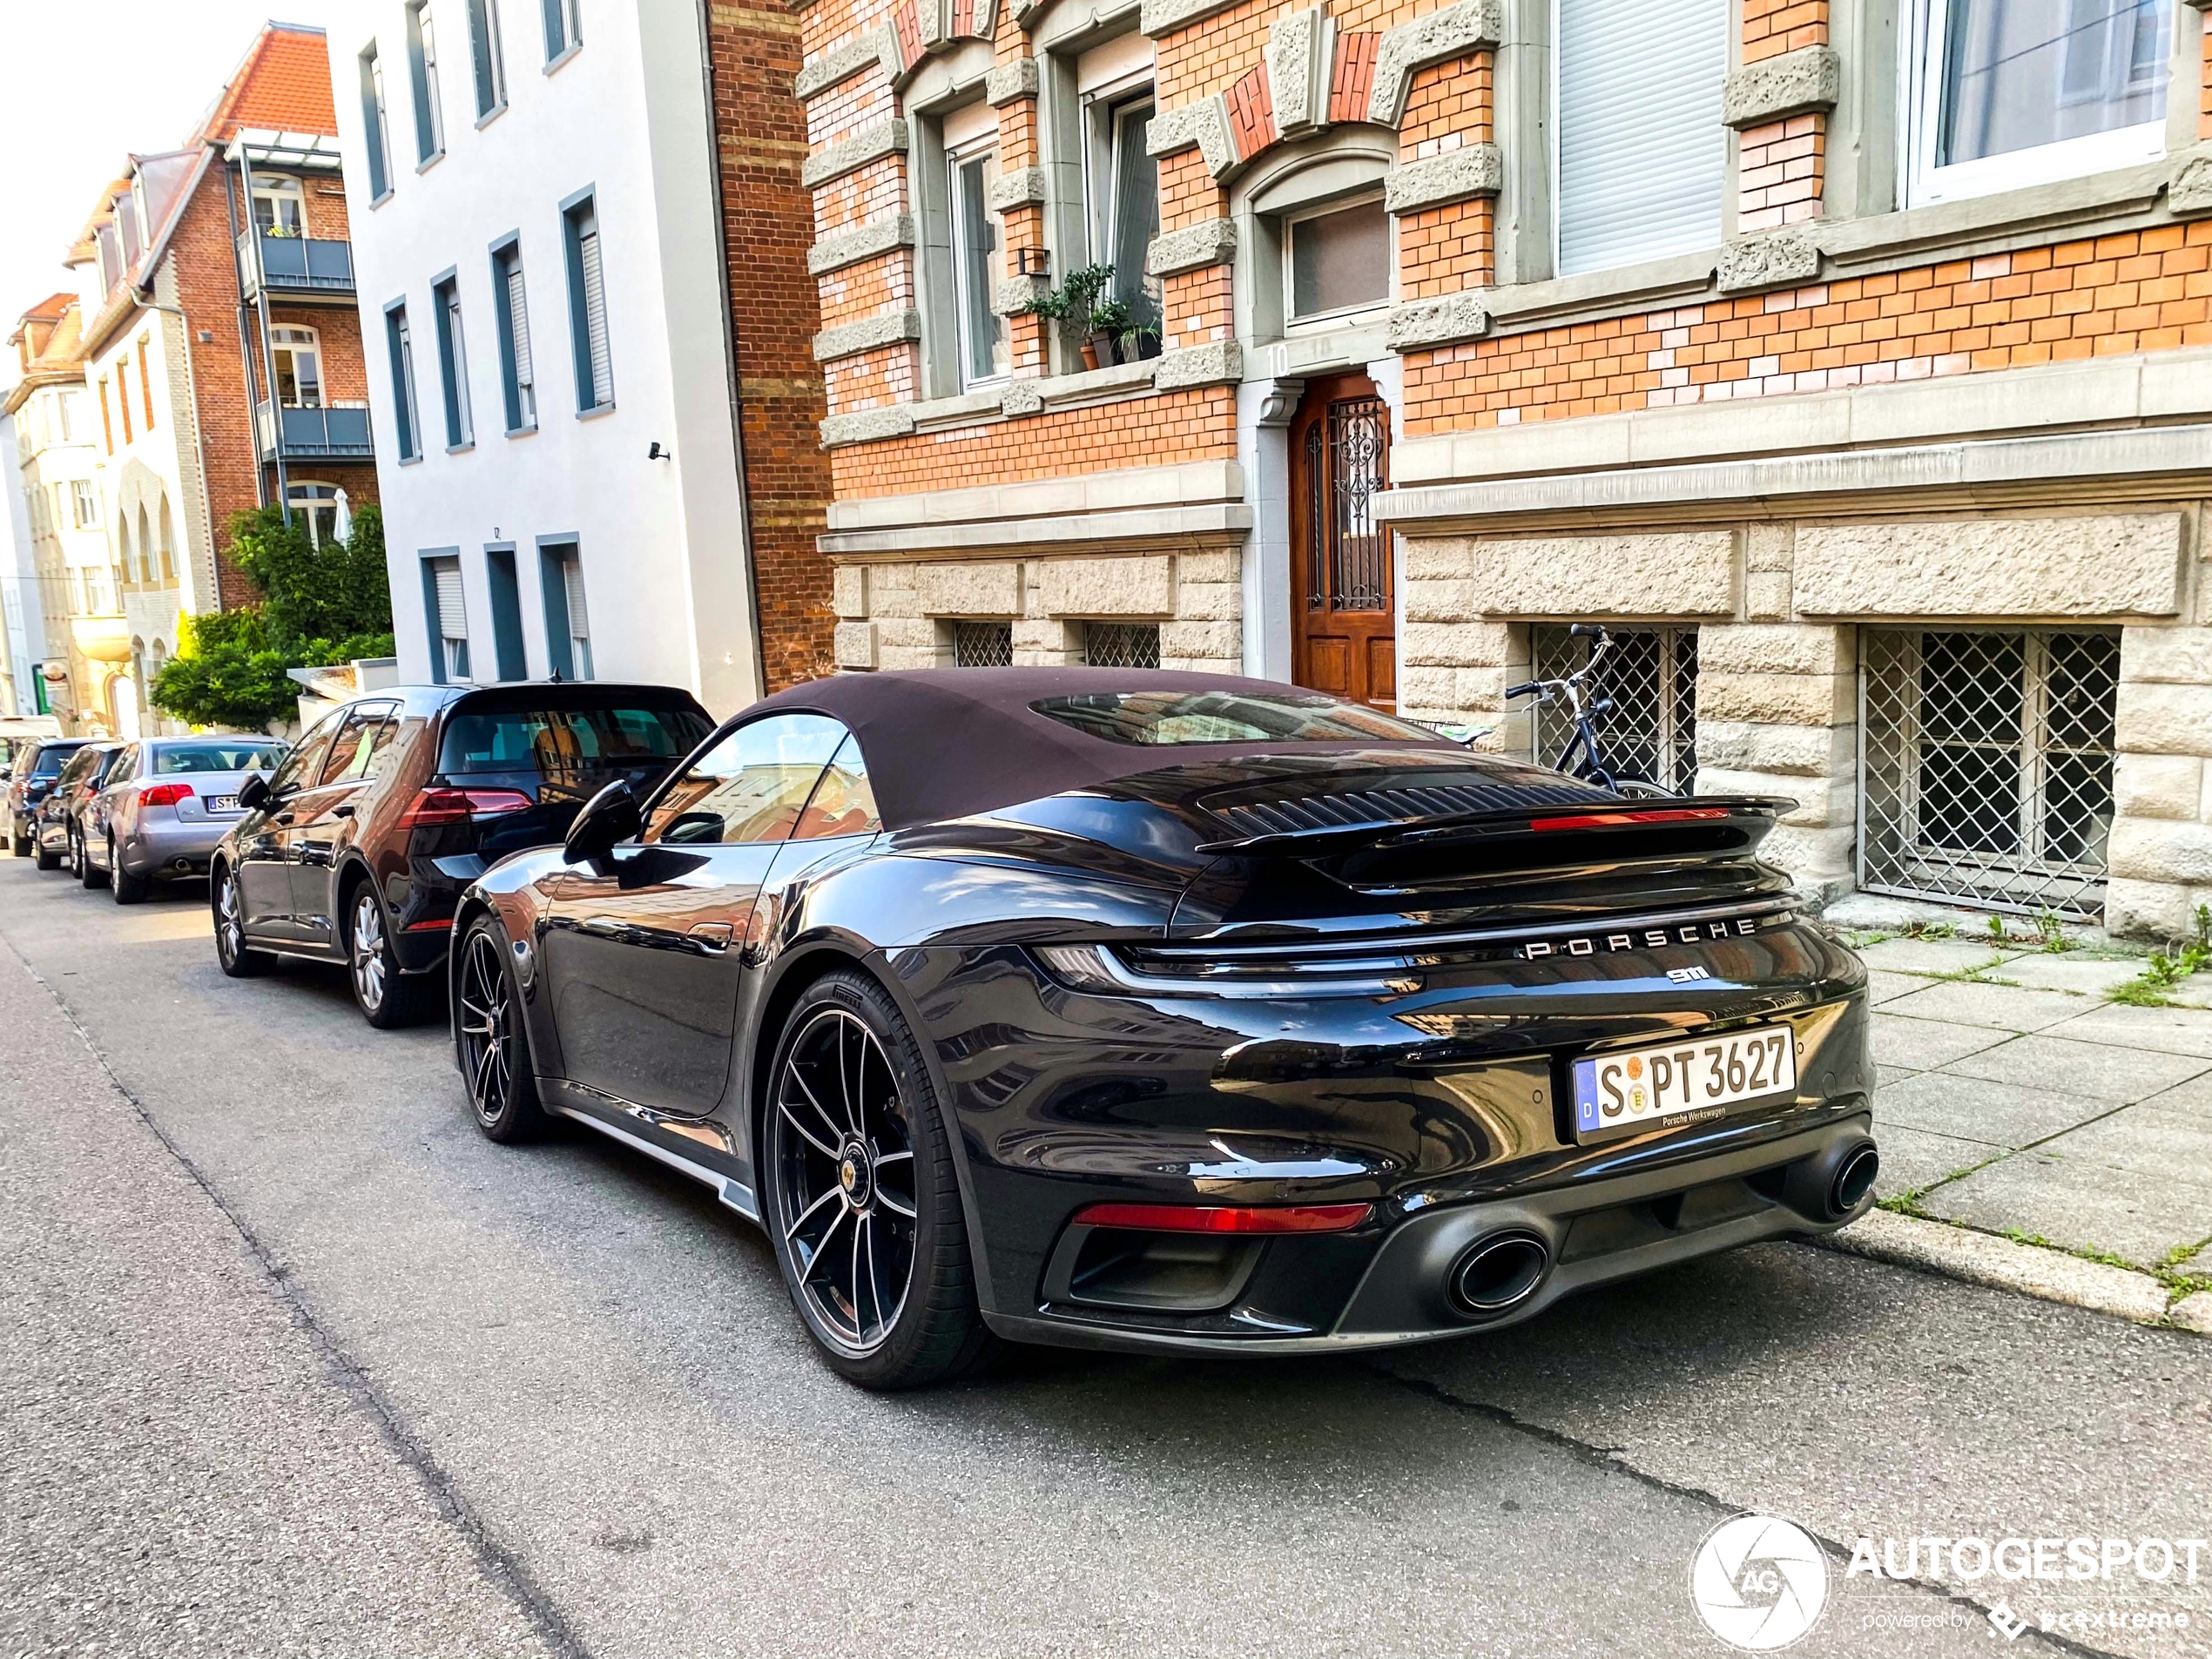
<box><xmin>255</xmin><ymin>400</ymin><xmax>374</xmax><ymax>462</ymax></box>
<box><xmin>236</xmin><ymin>229</ymin><xmax>354</xmax><ymax>300</ymax></box>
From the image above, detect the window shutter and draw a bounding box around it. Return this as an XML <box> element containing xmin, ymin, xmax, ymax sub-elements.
<box><xmin>1555</xmin><ymin>0</ymin><xmax>1728</xmax><ymax>278</ymax></box>
<box><xmin>434</xmin><ymin>561</ymin><xmax>467</xmax><ymax>641</ymax></box>
<box><xmin>563</xmin><ymin>556</ymin><xmax>590</xmax><ymax>643</ymax></box>
<box><xmin>506</xmin><ymin>259</ymin><xmax>534</xmax><ymax>392</ymax></box>
<box><xmin>578</xmin><ymin>222</ymin><xmax>611</xmax><ymax>406</ymax></box>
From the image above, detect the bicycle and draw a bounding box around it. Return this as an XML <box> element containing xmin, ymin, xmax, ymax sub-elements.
<box><xmin>1503</xmin><ymin>624</ymin><xmax>1678</xmax><ymax>797</ymax></box>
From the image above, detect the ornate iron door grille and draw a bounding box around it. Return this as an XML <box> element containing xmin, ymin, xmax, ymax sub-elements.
<box><xmin>1082</xmin><ymin>622</ymin><xmax>1161</xmax><ymax>668</ymax></box>
<box><xmin>1303</xmin><ymin>395</ymin><xmax>1390</xmax><ymax>612</ymax></box>
<box><xmin>1532</xmin><ymin>624</ymin><xmax>1701</xmax><ymax>791</ymax></box>
<box><xmin>953</xmin><ymin>619</ymin><xmax>1013</xmax><ymax>667</ymax></box>
<box><xmin>1858</xmin><ymin>627</ymin><xmax>2119</xmax><ymax>919</ymax></box>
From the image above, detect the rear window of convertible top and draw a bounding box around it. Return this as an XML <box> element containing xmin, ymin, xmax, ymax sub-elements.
<box><xmin>1031</xmin><ymin>691</ymin><xmax>1444</xmax><ymax>746</ymax></box>
<box><xmin>439</xmin><ymin>705</ymin><xmax>714</xmax><ymax>776</ymax></box>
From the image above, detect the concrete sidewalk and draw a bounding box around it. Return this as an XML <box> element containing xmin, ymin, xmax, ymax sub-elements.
<box><xmin>1849</xmin><ymin>927</ymin><xmax>2212</xmax><ymax>1310</ymax></box>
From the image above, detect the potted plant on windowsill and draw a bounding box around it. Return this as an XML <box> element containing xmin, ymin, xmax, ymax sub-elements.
<box><xmin>1120</xmin><ymin>322</ymin><xmax>1163</xmax><ymax>362</ymax></box>
<box><xmin>1010</xmin><ymin>263</ymin><xmax>1116</xmax><ymax>371</ymax></box>
<box><xmin>1088</xmin><ymin>296</ymin><xmax>1134</xmax><ymax>369</ymax></box>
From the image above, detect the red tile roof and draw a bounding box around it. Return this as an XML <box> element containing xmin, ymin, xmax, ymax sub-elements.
<box><xmin>197</xmin><ymin>24</ymin><xmax>336</xmax><ymax>144</ymax></box>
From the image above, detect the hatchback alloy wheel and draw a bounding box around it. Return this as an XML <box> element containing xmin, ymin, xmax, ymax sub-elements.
<box><xmin>213</xmin><ymin>868</ymin><xmax>269</xmax><ymax>976</ymax></box>
<box><xmin>770</xmin><ymin>1007</ymin><xmax>921</xmax><ymax>1357</ymax></box>
<box><xmin>350</xmin><ymin>891</ymin><xmax>388</xmax><ymax>1013</ymax></box>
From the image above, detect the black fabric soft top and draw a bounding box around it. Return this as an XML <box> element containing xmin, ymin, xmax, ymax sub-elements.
<box><xmin>738</xmin><ymin>667</ymin><xmax>1460</xmax><ymax>831</ymax></box>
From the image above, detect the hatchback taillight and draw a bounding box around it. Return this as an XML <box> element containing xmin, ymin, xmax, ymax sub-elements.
<box><xmin>139</xmin><ymin>782</ymin><xmax>192</xmax><ymax>806</ymax></box>
<box><xmin>397</xmin><ymin>786</ymin><xmax>534</xmax><ymax>830</ymax></box>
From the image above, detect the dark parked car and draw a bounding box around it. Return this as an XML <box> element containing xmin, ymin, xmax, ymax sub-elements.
<box><xmin>80</xmin><ymin>735</ymin><xmax>290</xmax><ymax>900</ymax></box>
<box><xmin>452</xmin><ymin>669</ymin><xmax>1877</xmax><ymax>1391</ymax></box>
<box><xmin>211</xmin><ymin>682</ymin><xmax>712</xmax><ymax>1027</ymax></box>
<box><xmin>8</xmin><ymin>738</ymin><xmax>88</xmax><ymax>860</ymax></box>
<box><xmin>39</xmin><ymin>740</ymin><xmax>125</xmax><ymax>876</ymax></box>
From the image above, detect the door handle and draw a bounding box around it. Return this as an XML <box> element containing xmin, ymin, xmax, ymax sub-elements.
<box><xmin>686</xmin><ymin>921</ymin><xmax>735</xmax><ymax>953</ymax></box>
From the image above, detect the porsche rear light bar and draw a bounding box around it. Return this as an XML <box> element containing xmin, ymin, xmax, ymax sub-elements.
<box><xmin>1070</xmin><ymin>1201</ymin><xmax>1373</xmax><ymax>1234</ymax></box>
<box><xmin>1527</xmin><ymin>806</ymin><xmax>1730</xmax><ymax>832</ymax></box>
<box><xmin>397</xmin><ymin>786</ymin><xmax>533</xmax><ymax>830</ymax></box>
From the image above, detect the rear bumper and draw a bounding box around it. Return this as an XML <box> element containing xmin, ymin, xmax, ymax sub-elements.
<box><xmin>120</xmin><ymin>818</ymin><xmax>228</xmax><ymax>875</ymax></box>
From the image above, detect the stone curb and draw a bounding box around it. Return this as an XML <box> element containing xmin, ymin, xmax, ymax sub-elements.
<box><xmin>1820</xmin><ymin>1207</ymin><xmax>2202</xmax><ymax>1332</ymax></box>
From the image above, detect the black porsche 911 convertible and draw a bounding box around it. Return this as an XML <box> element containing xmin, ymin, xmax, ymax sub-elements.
<box><xmin>452</xmin><ymin>668</ymin><xmax>1876</xmax><ymax>1389</ymax></box>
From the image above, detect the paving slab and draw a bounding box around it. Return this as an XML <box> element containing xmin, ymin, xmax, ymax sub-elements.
<box><xmin>1919</xmin><ymin>1148</ymin><xmax>2212</xmax><ymax>1268</ymax></box>
<box><xmin>1871</xmin><ymin>1014</ymin><xmax>2012</xmax><ymax>1070</ymax></box>
<box><xmin>2040</xmin><ymin>1103</ymin><xmax>2212</xmax><ymax>1190</ymax></box>
<box><xmin>1875</xmin><ymin>1069</ymin><xmax>2116</xmax><ymax>1149</ymax></box>
<box><xmin>1879</xmin><ymin>978</ymin><xmax>2092</xmax><ymax>1033</ymax></box>
<box><xmin>1941</xmin><ymin>1034</ymin><xmax>2209</xmax><ymax>1103</ymax></box>
<box><xmin>2040</xmin><ymin>1001</ymin><xmax>2212</xmax><ymax>1059</ymax></box>
<box><xmin>1866</xmin><ymin>1121</ymin><xmax>2002</xmax><ymax>1197</ymax></box>
<box><xmin>1852</xmin><ymin>936</ymin><xmax>2021</xmax><ymax>977</ymax></box>
<box><xmin>1865</xmin><ymin>968</ymin><xmax>1926</xmax><ymax>1005</ymax></box>
<box><xmin>1986</xmin><ymin>952</ymin><xmax>2150</xmax><ymax>996</ymax></box>
<box><xmin>2136</xmin><ymin>1072</ymin><xmax>2212</xmax><ymax>1121</ymax></box>
<box><xmin>1877</xmin><ymin>1062</ymin><xmax>1921</xmax><ymax>1089</ymax></box>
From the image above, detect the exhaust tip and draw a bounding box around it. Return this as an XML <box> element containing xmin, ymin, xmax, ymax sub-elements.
<box><xmin>1831</xmin><ymin>1143</ymin><xmax>1879</xmax><ymax>1215</ymax></box>
<box><xmin>1450</xmin><ymin>1230</ymin><xmax>1551</xmax><ymax>1318</ymax></box>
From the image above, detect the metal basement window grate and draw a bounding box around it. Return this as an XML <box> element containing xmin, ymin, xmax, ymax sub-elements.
<box><xmin>1082</xmin><ymin>622</ymin><xmax>1161</xmax><ymax>669</ymax></box>
<box><xmin>1859</xmin><ymin>628</ymin><xmax>2119</xmax><ymax>920</ymax></box>
<box><xmin>1532</xmin><ymin>624</ymin><xmax>1700</xmax><ymax>791</ymax></box>
<box><xmin>953</xmin><ymin>620</ymin><xmax>1013</xmax><ymax>667</ymax></box>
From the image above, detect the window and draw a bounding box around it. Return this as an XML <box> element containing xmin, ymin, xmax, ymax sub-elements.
<box><xmin>1554</xmin><ymin>0</ymin><xmax>1728</xmax><ymax>276</ymax></box>
<box><xmin>1531</xmin><ymin>624</ymin><xmax>1701</xmax><ymax>792</ymax></box>
<box><xmin>439</xmin><ymin>703</ymin><xmax>708</xmax><ymax>780</ymax></box>
<box><xmin>1906</xmin><ymin>0</ymin><xmax>2171</xmax><ymax>205</ymax></box>
<box><xmin>266</xmin><ymin>713</ymin><xmax>341</xmax><ymax>799</ymax></box>
<box><xmin>1287</xmin><ymin>198</ymin><xmax>1391</xmax><ymax>322</ymax></box>
<box><xmin>540</xmin><ymin>541</ymin><xmax>592</xmax><ymax>678</ymax></box>
<box><xmin>71</xmin><ymin>481</ymin><xmax>100</xmax><ymax>529</ymax></box>
<box><xmin>1086</xmin><ymin>85</ymin><xmax>1160</xmax><ymax>334</ymax></box>
<box><xmin>433</xmin><ymin>275</ymin><xmax>473</xmax><ymax>447</ymax></box>
<box><xmin>953</xmin><ymin>619</ymin><xmax>1011</xmax><ymax>666</ymax></box>
<box><xmin>270</xmin><ymin>325</ymin><xmax>323</xmax><ymax>409</ymax></box>
<box><xmin>137</xmin><ymin>505</ymin><xmax>154</xmax><ymax>582</ymax></box>
<box><xmin>1033</xmin><ymin>691</ymin><xmax>1439</xmax><ymax>745</ymax></box>
<box><xmin>1082</xmin><ymin>622</ymin><xmax>1160</xmax><ymax>669</ymax></box>
<box><xmin>117</xmin><ymin>367</ymin><xmax>133</xmax><ymax>444</ymax></box>
<box><xmin>318</xmin><ymin>703</ymin><xmax>398</xmax><ymax>787</ymax></box>
<box><xmin>360</xmin><ymin>44</ymin><xmax>394</xmax><ymax>199</ymax></box>
<box><xmin>152</xmin><ymin>739</ymin><xmax>287</xmax><ymax>774</ymax></box>
<box><xmin>485</xmin><ymin>547</ymin><xmax>527</xmax><ymax>678</ymax></box>
<box><xmin>118</xmin><ymin>516</ymin><xmax>133</xmax><ymax>585</ymax></box>
<box><xmin>491</xmin><ymin>239</ymin><xmax>537</xmax><ymax>431</ymax></box>
<box><xmin>1861</xmin><ymin>628</ymin><xmax>2120</xmax><ymax>918</ymax></box>
<box><xmin>644</xmin><ymin>713</ymin><xmax>853</xmax><ymax>846</ymax></box>
<box><xmin>289</xmin><ymin>482</ymin><xmax>343</xmax><ymax>549</ymax></box>
<box><xmin>949</xmin><ymin>149</ymin><xmax>1006</xmax><ymax>388</ymax></box>
<box><xmin>158</xmin><ymin>498</ymin><xmax>176</xmax><ymax>580</ymax></box>
<box><xmin>426</xmin><ymin>554</ymin><xmax>470</xmax><ymax>681</ymax></box>
<box><xmin>252</xmin><ymin>175</ymin><xmax>305</xmax><ymax>237</ymax></box>
<box><xmin>407</xmin><ymin>1</ymin><xmax>446</xmax><ymax>164</ymax></box>
<box><xmin>137</xmin><ymin>339</ymin><xmax>155</xmax><ymax>430</ymax></box>
<box><xmin>562</xmin><ymin>194</ymin><xmax>613</xmax><ymax>411</ymax></box>
<box><xmin>467</xmin><ymin>0</ymin><xmax>507</xmax><ymax>117</ymax></box>
<box><xmin>385</xmin><ymin>303</ymin><xmax>421</xmax><ymax>461</ymax></box>
<box><xmin>541</xmin><ymin>0</ymin><xmax>580</xmax><ymax>63</ymax></box>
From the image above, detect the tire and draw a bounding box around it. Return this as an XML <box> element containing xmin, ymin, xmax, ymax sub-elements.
<box><xmin>456</xmin><ymin>917</ymin><xmax>546</xmax><ymax>1143</ymax></box>
<box><xmin>10</xmin><ymin>826</ymin><xmax>30</xmax><ymax>859</ymax></box>
<box><xmin>33</xmin><ymin>829</ymin><xmax>60</xmax><ymax>871</ymax></box>
<box><xmin>212</xmin><ymin>864</ymin><xmax>274</xmax><ymax>976</ymax></box>
<box><xmin>345</xmin><ymin>882</ymin><xmax>433</xmax><ymax>1028</ymax></box>
<box><xmin>111</xmin><ymin>847</ymin><xmax>147</xmax><ymax>903</ymax></box>
<box><xmin>80</xmin><ymin>833</ymin><xmax>111</xmax><ymax>889</ymax></box>
<box><xmin>761</xmin><ymin>969</ymin><xmax>991</xmax><ymax>1391</ymax></box>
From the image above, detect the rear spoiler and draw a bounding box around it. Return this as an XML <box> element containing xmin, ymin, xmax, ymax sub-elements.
<box><xmin>1192</xmin><ymin>796</ymin><xmax>1798</xmax><ymax>857</ymax></box>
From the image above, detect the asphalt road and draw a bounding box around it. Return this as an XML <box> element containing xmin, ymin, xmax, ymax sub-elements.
<box><xmin>3</xmin><ymin>853</ymin><xmax>2209</xmax><ymax>1659</ymax></box>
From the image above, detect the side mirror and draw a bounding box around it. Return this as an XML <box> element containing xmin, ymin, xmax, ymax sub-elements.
<box><xmin>564</xmin><ymin>778</ymin><xmax>643</xmax><ymax>865</ymax></box>
<box><xmin>237</xmin><ymin>772</ymin><xmax>271</xmax><ymax>813</ymax></box>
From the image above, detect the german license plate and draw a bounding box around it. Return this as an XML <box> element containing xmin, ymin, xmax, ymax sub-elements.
<box><xmin>1571</xmin><ymin>1026</ymin><xmax>1797</xmax><ymax>1140</ymax></box>
<box><xmin>206</xmin><ymin>794</ymin><xmax>239</xmax><ymax>813</ymax></box>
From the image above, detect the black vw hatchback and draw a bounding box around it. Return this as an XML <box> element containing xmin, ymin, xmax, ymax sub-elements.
<box><xmin>452</xmin><ymin>669</ymin><xmax>1877</xmax><ymax>1390</ymax></box>
<box><xmin>212</xmin><ymin>682</ymin><xmax>711</xmax><ymax>1026</ymax></box>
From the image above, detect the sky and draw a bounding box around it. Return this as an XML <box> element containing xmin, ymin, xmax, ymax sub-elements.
<box><xmin>0</xmin><ymin>1</ymin><xmax>327</xmax><ymax>334</ymax></box>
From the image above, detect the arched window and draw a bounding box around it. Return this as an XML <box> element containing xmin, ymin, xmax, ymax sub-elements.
<box><xmin>158</xmin><ymin>497</ymin><xmax>176</xmax><ymax>581</ymax></box>
<box><xmin>137</xmin><ymin>504</ymin><xmax>154</xmax><ymax>583</ymax></box>
<box><xmin>115</xmin><ymin>513</ymin><xmax>133</xmax><ymax>590</ymax></box>
<box><xmin>149</xmin><ymin>638</ymin><xmax>169</xmax><ymax>685</ymax></box>
<box><xmin>288</xmin><ymin>480</ymin><xmax>341</xmax><ymax>549</ymax></box>
<box><xmin>270</xmin><ymin>325</ymin><xmax>322</xmax><ymax>408</ymax></box>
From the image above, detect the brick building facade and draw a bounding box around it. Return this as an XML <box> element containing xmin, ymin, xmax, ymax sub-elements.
<box><xmin>801</xmin><ymin>0</ymin><xmax>2212</xmax><ymax>939</ymax></box>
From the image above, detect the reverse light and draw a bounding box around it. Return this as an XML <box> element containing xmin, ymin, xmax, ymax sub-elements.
<box><xmin>138</xmin><ymin>782</ymin><xmax>192</xmax><ymax>806</ymax></box>
<box><xmin>1070</xmin><ymin>1201</ymin><xmax>1373</xmax><ymax>1234</ymax></box>
<box><xmin>1527</xmin><ymin>807</ymin><xmax>1732</xmax><ymax>833</ymax></box>
<box><xmin>397</xmin><ymin>786</ymin><xmax>533</xmax><ymax>830</ymax></box>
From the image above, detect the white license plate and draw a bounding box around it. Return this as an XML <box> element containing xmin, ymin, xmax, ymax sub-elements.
<box><xmin>1571</xmin><ymin>1025</ymin><xmax>1797</xmax><ymax>1140</ymax></box>
<box><xmin>206</xmin><ymin>794</ymin><xmax>239</xmax><ymax>813</ymax></box>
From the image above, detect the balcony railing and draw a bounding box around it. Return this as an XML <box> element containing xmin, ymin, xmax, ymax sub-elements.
<box><xmin>236</xmin><ymin>229</ymin><xmax>354</xmax><ymax>298</ymax></box>
<box><xmin>255</xmin><ymin>401</ymin><xmax>374</xmax><ymax>461</ymax></box>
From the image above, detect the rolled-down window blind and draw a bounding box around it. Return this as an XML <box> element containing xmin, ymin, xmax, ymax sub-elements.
<box><xmin>433</xmin><ymin>559</ymin><xmax>467</xmax><ymax>642</ymax></box>
<box><xmin>1555</xmin><ymin>0</ymin><xmax>1728</xmax><ymax>278</ymax></box>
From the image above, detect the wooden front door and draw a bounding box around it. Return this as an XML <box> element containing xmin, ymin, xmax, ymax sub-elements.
<box><xmin>1289</xmin><ymin>374</ymin><xmax>1394</xmax><ymax>709</ymax></box>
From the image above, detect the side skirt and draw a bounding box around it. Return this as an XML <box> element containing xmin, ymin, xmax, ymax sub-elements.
<box><xmin>544</xmin><ymin>1097</ymin><xmax>761</xmax><ymax>1228</ymax></box>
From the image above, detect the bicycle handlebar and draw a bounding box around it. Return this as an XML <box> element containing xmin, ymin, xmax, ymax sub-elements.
<box><xmin>1503</xmin><ymin>680</ymin><xmax>1538</xmax><ymax>699</ymax></box>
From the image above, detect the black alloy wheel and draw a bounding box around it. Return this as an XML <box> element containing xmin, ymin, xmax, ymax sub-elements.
<box><xmin>457</xmin><ymin>919</ymin><xmax>544</xmax><ymax>1143</ymax></box>
<box><xmin>347</xmin><ymin>885</ymin><xmax>429</xmax><ymax>1027</ymax></box>
<box><xmin>212</xmin><ymin>865</ymin><xmax>273</xmax><ymax>976</ymax></box>
<box><xmin>764</xmin><ymin>971</ymin><xmax>988</xmax><ymax>1390</ymax></box>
